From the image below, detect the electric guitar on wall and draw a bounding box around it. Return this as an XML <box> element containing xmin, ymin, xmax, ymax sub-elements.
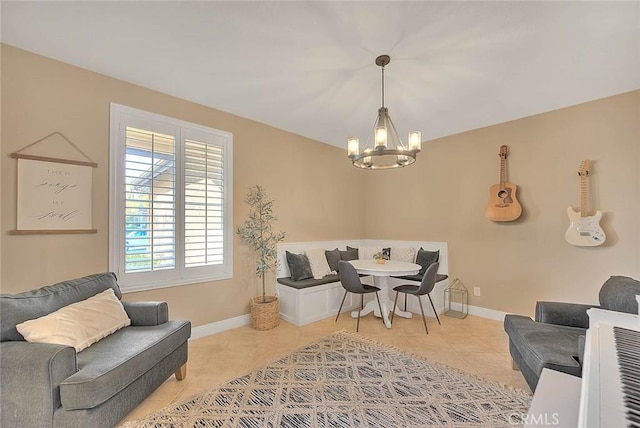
<box><xmin>565</xmin><ymin>160</ymin><xmax>605</xmax><ymax>246</ymax></box>
<box><xmin>485</xmin><ymin>145</ymin><xmax>522</xmax><ymax>222</ymax></box>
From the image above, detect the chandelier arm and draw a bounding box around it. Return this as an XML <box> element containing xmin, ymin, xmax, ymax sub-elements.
<box><xmin>385</xmin><ymin>113</ymin><xmax>406</xmax><ymax>150</ymax></box>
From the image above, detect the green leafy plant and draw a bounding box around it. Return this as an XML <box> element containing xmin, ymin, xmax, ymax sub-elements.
<box><xmin>236</xmin><ymin>185</ymin><xmax>286</xmax><ymax>303</ymax></box>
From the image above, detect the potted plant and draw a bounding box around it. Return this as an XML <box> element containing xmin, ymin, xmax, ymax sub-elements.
<box><xmin>236</xmin><ymin>185</ymin><xmax>286</xmax><ymax>330</ymax></box>
<box><xmin>373</xmin><ymin>251</ymin><xmax>389</xmax><ymax>264</ymax></box>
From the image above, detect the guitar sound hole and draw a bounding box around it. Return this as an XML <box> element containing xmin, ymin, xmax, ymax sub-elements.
<box><xmin>498</xmin><ymin>190</ymin><xmax>508</xmax><ymax>198</ymax></box>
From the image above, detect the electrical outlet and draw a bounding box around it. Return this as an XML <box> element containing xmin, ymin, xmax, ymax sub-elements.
<box><xmin>473</xmin><ymin>287</ymin><xmax>481</xmax><ymax>297</ymax></box>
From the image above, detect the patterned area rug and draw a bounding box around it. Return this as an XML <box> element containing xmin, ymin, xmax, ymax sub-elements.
<box><xmin>123</xmin><ymin>331</ymin><xmax>531</xmax><ymax>427</ymax></box>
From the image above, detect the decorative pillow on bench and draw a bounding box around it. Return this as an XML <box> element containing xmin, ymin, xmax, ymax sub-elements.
<box><xmin>324</xmin><ymin>248</ymin><xmax>341</xmax><ymax>273</ymax></box>
<box><xmin>285</xmin><ymin>251</ymin><xmax>314</xmax><ymax>281</ymax></box>
<box><xmin>416</xmin><ymin>248</ymin><xmax>440</xmax><ymax>275</ymax></box>
<box><xmin>305</xmin><ymin>248</ymin><xmax>332</xmax><ymax>279</ymax></box>
<box><xmin>390</xmin><ymin>247</ymin><xmax>416</xmax><ymax>263</ymax></box>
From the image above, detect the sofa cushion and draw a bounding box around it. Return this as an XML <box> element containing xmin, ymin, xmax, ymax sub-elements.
<box><xmin>60</xmin><ymin>320</ymin><xmax>191</xmax><ymax>410</ymax></box>
<box><xmin>285</xmin><ymin>251</ymin><xmax>313</xmax><ymax>281</ymax></box>
<box><xmin>1</xmin><ymin>272</ymin><xmax>121</xmax><ymax>342</ymax></box>
<box><xmin>504</xmin><ymin>314</ymin><xmax>584</xmax><ymax>380</ymax></box>
<box><xmin>599</xmin><ymin>276</ymin><xmax>640</xmax><ymax>314</ymax></box>
<box><xmin>16</xmin><ymin>289</ymin><xmax>130</xmax><ymax>352</ymax></box>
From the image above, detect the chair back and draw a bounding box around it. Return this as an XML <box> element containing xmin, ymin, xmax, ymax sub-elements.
<box><xmin>338</xmin><ymin>261</ymin><xmax>367</xmax><ymax>294</ymax></box>
<box><xmin>415</xmin><ymin>262</ymin><xmax>440</xmax><ymax>295</ymax></box>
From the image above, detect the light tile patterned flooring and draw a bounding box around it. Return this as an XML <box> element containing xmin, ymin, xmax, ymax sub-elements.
<box><xmin>119</xmin><ymin>312</ymin><xmax>531</xmax><ymax>425</ymax></box>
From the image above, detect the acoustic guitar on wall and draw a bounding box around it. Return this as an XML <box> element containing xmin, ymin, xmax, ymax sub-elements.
<box><xmin>485</xmin><ymin>145</ymin><xmax>522</xmax><ymax>222</ymax></box>
<box><xmin>565</xmin><ymin>160</ymin><xmax>605</xmax><ymax>246</ymax></box>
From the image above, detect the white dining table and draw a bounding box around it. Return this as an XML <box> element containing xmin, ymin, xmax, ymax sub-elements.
<box><xmin>348</xmin><ymin>259</ymin><xmax>421</xmax><ymax>329</ymax></box>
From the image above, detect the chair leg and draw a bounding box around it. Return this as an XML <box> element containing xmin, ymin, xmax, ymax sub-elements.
<box><xmin>417</xmin><ymin>295</ymin><xmax>429</xmax><ymax>334</ymax></box>
<box><xmin>356</xmin><ymin>295</ymin><xmax>363</xmax><ymax>332</ymax></box>
<box><xmin>391</xmin><ymin>291</ymin><xmax>400</xmax><ymax>323</ymax></box>
<box><xmin>335</xmin><ymin>291</ymin><xmax>348</xmax><ymax>322</ymax></box>
<box><xmin>404</xmin><ymin>293</ymin><xmax>408</xmax><ymax>311</ymax></box>
<box><xmin>375</xmin><ymin>292</ymin><xmax>384</xmax><ymax>325</ymax></box>
<box><xmin>427</xmin><ymin>294</ymin><xmax>441</xmax><ymax>325</ymax></box>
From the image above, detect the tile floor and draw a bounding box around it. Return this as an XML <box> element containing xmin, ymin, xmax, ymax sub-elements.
<box><xmin>119</xmin><ymin>312</ymin><xmax>531</xmax><ymax>425</ymax></box>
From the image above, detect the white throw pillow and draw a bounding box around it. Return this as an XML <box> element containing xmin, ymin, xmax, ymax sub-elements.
<box><xmin>16</xmin><ymin>288</ymin><xmax>131</xmax><ymax>352</ymax></box>
<box><xmin>305</xmin><ymin>248</ymin><xmax>332</xmax><ymax>279</ymax></box>
<box><xmin>391</xmin><ymin>247</ymin><xmax>417</xmax><ymax>263</ymax></box>
<box><xmin>359</xmin><ymin>246</ymin><xmax>382</xmax><ymax>261</ymax></box>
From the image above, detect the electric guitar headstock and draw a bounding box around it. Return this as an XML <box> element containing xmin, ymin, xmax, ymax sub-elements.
<box><xmin>578</xmin><ymin>160</ymin><xmax>591</xmax><ymax>177</ymax></box>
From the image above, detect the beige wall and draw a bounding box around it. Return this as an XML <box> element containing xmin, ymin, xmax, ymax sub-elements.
<box><xmin>0</xmin><ymin>45</ymin><xmax>366</xmax><ymax>326</ymax></box>
<box><xmin>1</xmin><ymin>45</ymin><xmax>638</xmax><ymax>325</ymax></box>
<box><xmin>365</xmin><ymin>90</ymin><xmax>640</xmax><ymax>316</ymax></box>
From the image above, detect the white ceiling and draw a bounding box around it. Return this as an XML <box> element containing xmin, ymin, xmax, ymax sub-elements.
<box><xmin>2</xmin><ymin>1</ymin><xmax>639</xmax><ymax>149</ymax></box>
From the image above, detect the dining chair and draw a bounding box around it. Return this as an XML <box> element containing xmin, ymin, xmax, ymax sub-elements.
<box><xmin>335</xmin><ymin>260</ymin><xmax>384</xmax><ymax>332</ymax></box>
<box><xmin>391</xmin><ymin>262</ymin><xmax>441</xmax><ymax>334</ymax></box>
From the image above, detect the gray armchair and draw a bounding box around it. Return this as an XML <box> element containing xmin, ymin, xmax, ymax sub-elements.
<box><xmin>504</xmin><ymin>275</ymin><xmax>640</xmax><ymax>392</ymax></box>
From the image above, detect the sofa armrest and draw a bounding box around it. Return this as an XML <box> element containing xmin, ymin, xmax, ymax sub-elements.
<box><xmin>122</xmin><ymin>301</ymin><xmax>168</xmax><ymax>326</ymax></box>
<box><xmin>535</xmin><ymin>301</ymin><xmax>598</xmax><ymax>328</ymax></box>
<box><xmin>0</xmin><ymin>341</ymin><xmax>77</xmax><ymax>428</ymax></box>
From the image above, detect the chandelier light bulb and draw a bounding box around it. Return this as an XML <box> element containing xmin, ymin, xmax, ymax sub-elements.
<box><xmin>409</xmin><ymin>131</ymin><xmax>422</xmax><ymax>151</ymax></box>
<box><xmin>375</xmin><ymin>126</ymin><xmax>387</xmax><ymax>148</ymax></box>
<box><xmin>347</xmin><ymin>137</ymin><xmax>359</xmax><ymax>157</ymax></box>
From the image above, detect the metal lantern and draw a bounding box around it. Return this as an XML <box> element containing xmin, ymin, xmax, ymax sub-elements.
<box><xmin>444</xmin><ymin>278</ymin><xmax>468</xmax><ymax>319</ymax></box>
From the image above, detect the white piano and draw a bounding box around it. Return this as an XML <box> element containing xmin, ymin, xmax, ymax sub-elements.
<box><xmin>525</xmin><ymin>296</ymin><xmax>640</xmax><ymax>428</ymax></box>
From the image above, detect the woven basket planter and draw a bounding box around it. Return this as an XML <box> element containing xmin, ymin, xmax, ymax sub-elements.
<box><xmin>250</xmin><ymin>296</ymin><xmax>280</xmax><ymax>330</ymax></box>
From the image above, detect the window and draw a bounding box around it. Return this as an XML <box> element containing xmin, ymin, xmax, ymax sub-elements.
<box><xmin>109</xmin><ymin>104</ymin><xmax>233</xmax><ymax>292</ymax></box>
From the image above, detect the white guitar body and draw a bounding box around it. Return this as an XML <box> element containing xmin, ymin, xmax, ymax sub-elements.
<box><xmin>565</xmin><ymin>207</ymin><xmax>606</xmax><ymax>246</ymax></box>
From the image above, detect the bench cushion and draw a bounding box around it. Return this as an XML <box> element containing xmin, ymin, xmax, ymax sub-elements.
<box><xmin>392</xmin><ymin>273</ymin><xmax>449</xmax><ymax>283</ymax></box>
<box><xmin>277</xmin><ymin>275</ymin><xmax>340</xmax><ymax>289</ymax></box>
<box><xmin>277</xmin><ymin>274</ymin><xmax>369</xmax><ymax>290</ymax></box>
<box><xmin>60</xmin><ymin>320</ymin><xmax>191</xmax><ymax>410</ymax></box>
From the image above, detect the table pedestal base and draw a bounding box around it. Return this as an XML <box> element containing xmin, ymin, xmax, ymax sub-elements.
<box><xmin>350</xmin><ymin>276</ymin><xmax>413</xmax><ymax>329</ymax></box>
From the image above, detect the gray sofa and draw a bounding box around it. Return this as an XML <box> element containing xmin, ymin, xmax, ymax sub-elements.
<box><xmin>504</xmin><ymin>275</ymin><xmax>640</xmax><ymax>392</ymax></box>
<box><xmin>0</xmin><ymin>272</ymin><xmax>191</xmax><ymax>427</ymax></box>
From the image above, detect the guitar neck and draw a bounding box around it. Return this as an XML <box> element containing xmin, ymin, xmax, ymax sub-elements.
<box><xmin>499</xmin><ymin>153</ymin><xmax>506</xmax><ymax>188</ymax></box>
<box><xmin>580</xmin><ymin>173</ymin><xmax>589</xmax><ymax>217</ymax></box>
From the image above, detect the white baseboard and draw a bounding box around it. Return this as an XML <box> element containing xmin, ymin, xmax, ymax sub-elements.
<box><xmin>189</xmin><ymin>305</ymin><xmax>509</xmax><ymax>341</ymax></box>
<box><xmin>467</xmin><ymin>305</ymin><xmax>509</xmax><ymax>321</ymax></box>
<box><xmin>190</xmin><ymin>314</ymin><xmax>251</xmax><ymax>340</ymax></box>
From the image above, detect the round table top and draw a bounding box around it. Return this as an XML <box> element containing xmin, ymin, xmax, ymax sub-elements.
<box><xmin>348</xmin><ymin>259</ymin><xmax>420</xmax><ymax>276</ymax></box>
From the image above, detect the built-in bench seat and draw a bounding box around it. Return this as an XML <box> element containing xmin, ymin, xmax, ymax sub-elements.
<box><xmin>276</xmin><ymin>240</ymin><xmax>449</xmax><ymax>326</ymax></box>
<box><xmin>277</xmin><ymin>274</ymin><xmax>367</xmax><ymax>289</ymax></box>
<box><xmin>392</xmin><ymin>273</ymin><xmax>449</xmax><ymax>283</ymax></box>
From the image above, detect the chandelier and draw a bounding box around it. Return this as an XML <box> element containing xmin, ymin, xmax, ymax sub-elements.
<box><xmin>347</xmin><ymin>55</ymin><xmax>421</xmax><ymax>169</ymax></box>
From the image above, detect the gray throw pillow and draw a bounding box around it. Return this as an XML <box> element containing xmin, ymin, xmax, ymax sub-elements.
<box><xmin>416</xmin><ymin>248</ymin><xmax>439</xmax><ymax>275</ymax></box>
<box><xmin>286</xmin><ymin>251</ymin><xmax>313</xmax><ymax>281</ymax></box>
<box><xmin>325</xmin><ymin>248</ymin><xmax>341</xmax><ymax>273</ymax></box>
<box><xmin>341</xmin><ymin>247</ymin><xmax>358</xmax><ymax>261</ymax></box>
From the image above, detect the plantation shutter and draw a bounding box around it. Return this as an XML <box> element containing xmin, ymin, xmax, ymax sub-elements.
<box><xmin>124</xmin><ymin>127</ymin><xmax>176</xmax><ymax>273</ymax></box>
<box><xmin>184</xmin><ymin>139</ymin><xmax>225</xmax><ymax>267</ymax></box>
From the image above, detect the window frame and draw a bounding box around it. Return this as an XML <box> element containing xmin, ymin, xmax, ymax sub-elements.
<box><xmin>109</xmin><ymin>103</ymin><xmax>233</xmax><ymax>292</ymax></box>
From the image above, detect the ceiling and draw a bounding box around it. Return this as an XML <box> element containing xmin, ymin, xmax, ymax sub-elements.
<box><xmin>1</xmin><ymin>1</ymin><xmax>638</xmax><ymax>150</ymax></box>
